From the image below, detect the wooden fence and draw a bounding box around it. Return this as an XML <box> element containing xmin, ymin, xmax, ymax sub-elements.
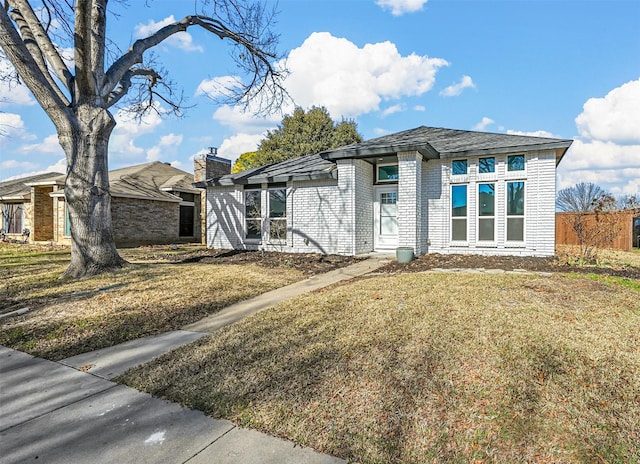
<box><xmin>556</xmin><ymin>211</ymin><xmax>640</xmax><ymax>251</ymax></box>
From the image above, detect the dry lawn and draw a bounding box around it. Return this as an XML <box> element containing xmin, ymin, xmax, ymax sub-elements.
<box><xmin>0</xmin><ymin>244</ymin><xmax>305</xmax><ymax>360</ymax></box>
<box><xmin>119</xmin><ymin>272</ymin><xmax>640</xmax><ymax>464</ymax></box>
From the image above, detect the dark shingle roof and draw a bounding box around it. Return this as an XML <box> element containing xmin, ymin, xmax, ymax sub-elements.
<box><xmin>198</xmin><ymin>154</ymin><xmax>337</xmax><ymax>187</ymax></box>
<box><xmin>0</xmin><ymin>172</ymin><xmax>64</xmax><ymax>200</ymax></box>
<box><xmin>203</xmin><ymin>126</ymin><xmax>573</xmax><ymax>187</ymax></box>
<box><xmin>321</xmin><ymin>126</ymin><xmax>573</xmax><ymax>160</ymax></box>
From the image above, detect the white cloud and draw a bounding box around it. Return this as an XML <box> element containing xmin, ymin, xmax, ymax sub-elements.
<box><xmin>146</xmin><ymin>133</ymin><xmax>183</xmax><ymax>162</ymax></box>
<box><xmin>212</xmin><ymin>105</ymin><xmax>280</xmax><ymax>133</ymax></box>
<box><xmin>0</xmin><ymin>159</ymin><xmax>39</xmax><ymax>171</ymax></box>
<box><xmin>218</xmin><ymin>133</ymin><xmax>265</xmax><ymax>163</ymax></box>
<box><xmin>381</xmin><ymin>104</ymin><xmax>405</xmax><ymax>117</ymax></box>
<box><xmin>413</xmin><ymin>105</ymin><xmax>426</xmax><ymax>112</ymax></box>
<box><xmin>0</xmin><ymin>113</ymin><xmax>34</xmax><ymax>146</ymax></box>
<box><xmin>195</xmin><ymin>76</ymin><xmax>243</xmax><ymax>99</ymax></box>
<box><xmin>558</xmin><ymin>77</ymin><xmax>640</xmax><ymax>196</ymax></box>
<box><xmin>0</xmin><ymin>57</ymin><xmax>36</xmax><ymax>107</ymax></box>
<box><xmin>506</xmin><ymin>129</ymin><xmax>558</xmax><ymax>138</ymax></box>
<box><xmin>440</xmin><ymin>75</ymin><xmax>475</xmax><ymax>97</ymax></box>
<box><xmin>19</xmin><ymin>134</ymin><xmax>64</xmax><ymax>156</ymax></box>
<box><xmin>575</xmin><ymin>77</ymin><xmax>640</xmax><ymax>145</ymax></box>
<box><xmin>134</xmin><ymin>16</ymin><xmax>203</xmax><ymax>52</ymax></box>
<box><xmin>473</xmin><ymin>117</ymin><xmax>494</xmax><ymax>131</ymax></box>
<box><xmin>376</xmin><ymin>0</ymin><xmax>428</xmax><ymax>16</ymax></box>
<box><xmin>109</xmin><ymin>105</ymin><xmax>165</xmax><ymax>163</ymax></box>
<box><xmin>282</xmin><ymin>32</ymin><xmax>448</xmax><ymax>119</ymax></box>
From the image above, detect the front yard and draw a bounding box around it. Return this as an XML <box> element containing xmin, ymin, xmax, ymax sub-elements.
<box><xmin>2</xmin><ymin>243</ymin><xmax>639</xmax><ymax>462</ymax></box>
<box><xmin>0</xmin><ymin>244</ymin><xmax>352</xmax><ymax>360</ymax></box>
<box><xmin>119</xmin><ymin>271</ymin><xmax>640</xmax><ymax>463</ymax></box>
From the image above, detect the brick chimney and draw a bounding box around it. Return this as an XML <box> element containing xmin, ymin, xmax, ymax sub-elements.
<box><xmin>194</xmin><ymin>147</ymin><xmax>231</xmax><ymax>183</ymax></box>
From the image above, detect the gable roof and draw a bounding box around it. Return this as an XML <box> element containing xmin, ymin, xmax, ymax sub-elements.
<box><xmin>321</xmin><ymin>126</ymin><xmax>573</xmax><ymax>163</ymax></box>
<box><xmin>0</xmin><ymin>172</ymin><xmax>64</xmax><ymax>201</ymax></box>
<box><xmin>197</xmin><ymin>153</ymin><xmax>337</xmax><ymax>187</ymax></box>
<box><xmin>49</xmin><ymin>162</ymin><xmax>200</xmax><ymax>202</ymax></box>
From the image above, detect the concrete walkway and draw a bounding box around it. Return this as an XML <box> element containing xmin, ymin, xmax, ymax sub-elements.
<box><xmin>0</xmin><ymin>256</ymin><xmax>390</xmax><ymax>464</ymax></box>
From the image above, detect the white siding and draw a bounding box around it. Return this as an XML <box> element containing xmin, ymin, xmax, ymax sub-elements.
<box><xmin>206</xmin><ymin>186</ymin><xmax>246</xmax><ymax>249</ymax></box>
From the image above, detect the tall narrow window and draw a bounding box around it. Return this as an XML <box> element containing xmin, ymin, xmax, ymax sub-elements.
<box><xmin>268</xmin><ymin>188</ymin><xmax>287</xmax><ymax>241</ymax></box>
<box><xmin>245</xmin><ymin>190</ymin><xmax>261</xmax><ymax>240</ymax></box>
<box><xmin>179</xmin><ymin>205</ymin><xmax>195</xmax><ymax>237</ymax></box>
<box><xmin>479</xmin><ymin>157</ymin><xmax>495</xmax><ymax>173</ymax></box>
<box><xmin>478</xmin><ymin>183</ymin><xmax>495</xmax><ymax>241</ymax></box>
<box><xmin>64</xmin><ymin>202</ymin><xmax>71</xmax><ymax>236</ymax></box>
<box><xmin>379</xmin><ymin>191</ymin><xmax>398</xmax><ymax>235</ymax></box>
<box><xmin>3</xmin><ymin>203</ymin><xmax>23</xmax><ymax>234</ymax></box>
<box><xmin>507</xmin><ymin>181</ymin><xmax>525</xmax><ymax>241</ymax></box>
<box><xmin>451</xmin><ymin>185</ymin><xmax>467</xmax><ymax>241</ymax></box>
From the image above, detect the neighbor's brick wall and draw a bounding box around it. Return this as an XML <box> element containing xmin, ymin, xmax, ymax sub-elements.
<box><xmin>31</xmin><ymin>186</ymin><xmax>54</xmax><ymax>241</ymax></box>
<box><xmin>111</xmin><ymin>197</ymin><xmax>180</xmax><ymax>246</ymax></box>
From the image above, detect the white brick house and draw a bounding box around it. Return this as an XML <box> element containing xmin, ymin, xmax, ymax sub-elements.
<box><xmin>197</xmin><ymin>126</ymin><xmax>572</xmax><ymax>257</ymax></box>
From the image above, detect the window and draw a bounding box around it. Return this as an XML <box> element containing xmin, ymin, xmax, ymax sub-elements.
<box><xmin>379</xmin><ymin>191</ymin><xmax>398</xmax><ymax>235</ymax></box>
<box><xmin>508</xmin><ymin>155</ymin><xmax>525</xmax><ymax>172</ymax></box>
<box><xmin>178</xmin><ymin>192</ymin><xmax>195</xmax><ymax>202</ymax></box>
<box><xmin>268</xmin><ymin>188</ymin><xmax>287</xmax><ymax>241</ymax></box>
<box><xmin>377</xmin><ymin>164</ymin><xmax>398</xmax><ymax>182</ymax></box>
<box><xmin>3</xmin><ymin>203</ymin><xmax>23</xmax><ymax>234</ymax></box>
<box><xmin>451</xmin><ymin>185</ymin><xmax>467</xmax><ymax>241</ymax></box>
<box><xmin>452</xmin><ymin>159</ymin><xmax>468</xmax><ymax>176</ymax></box>
<box><xmin>479</xmin><ymin>157</ymin><xmax>495</xmax><ymax>174</ymax></box>
<box><xmin>478</xmin><ymin>183</ymin><xmax>495</xmax><ymax>241</ymax></box>
<box><xmin>507</xmin><ymin>181</ymin><xmax>525</xmax><ymax>241</ymax></box>
<box><xmin>179</xmin><ymin>205</ymin><xmax>195</xmax><ymax>237</ymax></box>
<box><xmin>64</xmin><ymin>202</ymin><xmax>71</xmax><ymax>236</ymax></box>
<box><xmin>245</xmin><ymin>190</ymin><xmax>261</xmax><ymax>240</ymax></box>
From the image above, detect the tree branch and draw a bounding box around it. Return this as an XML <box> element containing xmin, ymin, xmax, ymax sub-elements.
<box><xmin>89</xmin><ymin>0</ymin><xmax>107</xmax><ymax>92</ymax></box>
<box><xmin>105</xmin><ymin>66</ymin><xmax>161</xmax><ymax>108</ymax></box>
<box><xmin>74</xmin><ymin>0</ymin><xmax>95</xmax><ymax>99</ymax></box>
<box><xmin>0</xmin><ymin>4</ymin><xmax>68</xmax><ymax>120</ymax></box>
<box><xmin>10</xmin><ymin>0</ymin><xmax>73</xmax><ymax>94</ymax></box>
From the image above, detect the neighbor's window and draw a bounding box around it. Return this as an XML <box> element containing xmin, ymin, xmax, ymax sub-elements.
<box><xmin>479</xmin><ymin>157</ymin><xmax>495</xmax><ymax>174</ymax></box>
<box><xmin>268</xmin><ymin>188</ymin><xmax>287</xmax><ymax>241</ymax></box>
<box><xmin>508</xmin><ymin>154</ymin><xmax>525</xmax><ymax>172</ymax></box>
<box><xmin>245</xmin><ymin>190</ymin><xmax>262</xmax><ymax>240</ymax></box>
<box><xmin>451</xmin><ymin>185</ymin><xmax>467</xmax><ymax>241</ymax></box>
<box><xmin>179</xmin><ymin>205</ymin><xmax>195</xmax><ymax>237</ymax></box>
<box><xmin>3</xmin><ymin>203</ymin><xmax>23</xmax><ymax>234</ymax></box>
<box><xmin>377</xmin><ymin>164</ymin><xmax>399</xmax><ymax>182</ymax></box>
<box><xmin>452</xmin><ymin>159</ymin><xmax>468</xmax><ymax>176</ymax></box>
<box><xmin>507</xmin><ymin>181</ymin><xmax>525</xmax><ymax>241</ymax></box>
<box><xmin>478</xmin><ymin>183</ymin><xmax>495</xmax><ymax>241</ymax></box>
<box><xmin>64</xmin><ymin>202</ymin><xmax>71</xmax><ymax>236</ymax></box>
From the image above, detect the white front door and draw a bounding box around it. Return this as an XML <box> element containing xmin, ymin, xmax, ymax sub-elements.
<box><xmin>374</xmin><ymin>186</ymin><xmax>398</xmax><ymax>250</ymax></box>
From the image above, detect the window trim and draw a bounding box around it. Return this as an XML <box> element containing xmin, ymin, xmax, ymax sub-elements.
<box><xmin>477</xmin><ymin>182</ymin><xmax>496</xmax><ymax>244</ymax></box>
<box><xmin>267</xmin><ymin>187</ymin><xmax>287</xmax><ymax>243</ymax></box>
<box><xmin>450</xmin><ymin>184</ymin><xmax>468</xmax><ymax>244</ymax></box>
<box><xmin>506</xmin><ymin>180</ymin><xmax>526</xmax><ymax>244</ymax></box>
<box><xmin>244</xmin><ymin>188</ymin><xmax>262</xmax><ymax>242</ymax></box>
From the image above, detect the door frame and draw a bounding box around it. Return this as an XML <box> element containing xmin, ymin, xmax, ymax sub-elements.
<box><xmin>373</xmin><ymin>185</ymin><xmax>399</xmax><ymax>251</ymax></box>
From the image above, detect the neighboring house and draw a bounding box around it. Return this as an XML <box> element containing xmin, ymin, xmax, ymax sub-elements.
<box><xmin>198</xmin><ymin>126</ymin><xmax>573</xmax><ymax>257</ymax></box>
<box><xmin>0</xmin><ymin>161</ymin><xmax>223</xmax><ymax>246</ymax></box>
<box><xmin>0</xmin><ymin>172</ymin><xmax>64</xmax><ymax>241</ymax></box>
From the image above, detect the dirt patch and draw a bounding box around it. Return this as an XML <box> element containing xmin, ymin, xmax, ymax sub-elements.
<box><xmin>131</xmin><ymin>247</ymin><xmax>361</xmax><ymax>276</ymax></box>
<box><xmin>379</xmin><ymin>252</ymin><xmax>640</xmax><ymax>280</ymax></box>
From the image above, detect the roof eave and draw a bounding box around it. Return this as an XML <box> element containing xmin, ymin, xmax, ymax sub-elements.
<box><xmin>440</xmin><ymin>140</ymin><xmax>574</xmax><ymax>159</ymax></box>
<box><xmin>205</xmin><ymin>170</ymin><xmax>337</xmax><ymax>187</ymax></box>
<box><xmin>322</xmin><ymin>145</ymin><xmax>438</xmax><ymax>160</ymax></box>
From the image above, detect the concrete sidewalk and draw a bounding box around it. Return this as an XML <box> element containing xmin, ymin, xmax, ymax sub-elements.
<box><xmin>1</xmin><ymin>256</ymin><xmax>390</xmax><ymax>463</ymax></box>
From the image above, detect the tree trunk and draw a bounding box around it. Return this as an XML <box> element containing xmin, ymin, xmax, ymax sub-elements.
<box><xmin>58</xmin><ymin>105</ymin><xmax>127</xmax><ymax>278</ymax></box>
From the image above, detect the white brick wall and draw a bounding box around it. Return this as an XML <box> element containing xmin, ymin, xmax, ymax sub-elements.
<box><xmin>397</xmin><ymin>151</ymin><xmax>423</xmax><ymax>254</ymax></box>
<box><xmin>206</xmin><ymin>186</ymin><xmax>246</xmax><ymax>250</ymax></box>
<box><xmin>354</xmin><ymin>159</ymin><xmax>374</xmax><ymax>254</ymax></box>
<box><xmin>424</xmin><ymin>150</ymin><xmax>557</xmax><ymax>257</ymax></box>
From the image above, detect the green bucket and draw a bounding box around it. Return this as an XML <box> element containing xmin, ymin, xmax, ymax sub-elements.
<box><xmin>396</xmin><ymin>247</ymin><xmax>414</xmax><ymax>263</ymax></box>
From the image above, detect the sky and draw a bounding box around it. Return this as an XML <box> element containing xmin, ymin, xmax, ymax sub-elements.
<box><xmin>1</xmin><ymin>0</ymin><xmax>639</xmax><ymax>197</ymax></box>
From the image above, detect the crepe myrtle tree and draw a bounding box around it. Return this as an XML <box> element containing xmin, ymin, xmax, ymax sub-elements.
<box><xmin>0</xmin><ymin>0</ymin><xmax>286</xmax><ymax>278</ymax></box>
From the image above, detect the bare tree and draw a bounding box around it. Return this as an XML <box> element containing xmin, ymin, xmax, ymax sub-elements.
<box><xmin>556</xmin><ymin>182</ymin><xmax>605</xmax><ymax>212</ymax></box>
<box><xmin>0</xmin><ymin>0</ymin><xmax>285</xmax><ymax>278</ymax></box>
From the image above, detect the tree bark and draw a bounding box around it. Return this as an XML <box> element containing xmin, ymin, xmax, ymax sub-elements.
<box><xmin>58</xmin><ymin>105</ymin><xmax>126</xmax><ymax>278</ymax></box>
